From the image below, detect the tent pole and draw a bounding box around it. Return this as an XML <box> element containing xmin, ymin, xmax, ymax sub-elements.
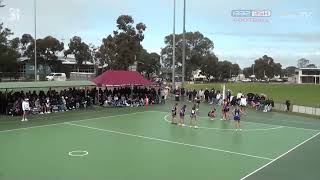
<box><xmin>97</xmin><ymin>87</ymin><xmax>100</xmax><ymax>106</ymax></box>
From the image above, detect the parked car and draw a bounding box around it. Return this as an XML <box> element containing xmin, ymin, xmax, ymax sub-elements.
<box><xmin>241</xmin><ymin>78</ymin><xmax>252</xmax><ymax>82</ymax></box>
<box><xmin>46</xmin><ymin>73</ymin><xmax>67</xmax><ymax>81</ymax></box>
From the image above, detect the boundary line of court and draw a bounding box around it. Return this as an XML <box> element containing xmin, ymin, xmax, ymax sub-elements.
<box><xmin>163</xmin><ymin>114</ymin><xmax>284</xmax><ymax>132</ymax></box>
<box><xmin>64</xmin><ymin>122</ymin><xmax>273</xmax><ymax>161</ymax></box>
<box><xmin>0</xmin><ymin>111</ymin><xmax>149</xmax><ymax>133</ymax></box>
<box><xmin>240</xmin><ymin>131</ymin><xmax>320</xmax><ymax>180</ymax></box>
<box><xmin>154</xmin><ymin>110</ymin><xmax>320</xmax><ymax>132</ymax></box>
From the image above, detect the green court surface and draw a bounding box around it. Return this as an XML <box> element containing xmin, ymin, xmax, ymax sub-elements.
<box><xmin>0</xmin><ymin>101</ymin><xmax>320</xmax><ymax>180</ymax></box>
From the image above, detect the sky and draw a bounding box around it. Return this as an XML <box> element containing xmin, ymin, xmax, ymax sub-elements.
<box><xmin>0</xmin><ymin>0</ymin><xmax>319</xmax><ymax>68</ymax></box>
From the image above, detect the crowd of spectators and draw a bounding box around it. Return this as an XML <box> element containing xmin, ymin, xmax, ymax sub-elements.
<box><xmin>173</xmin><ymin>88</ymin><xmax>275</xmax><ymax>112</ymax></box>
<box><xmin>0</xmin><ymin>87</ymin><xmax>162</xmax><ymax>116</ymax></box>
<box><xmin>99</xmin><ymin>87</ymin><xmax>162</xmax><ymax>107</ymax></box>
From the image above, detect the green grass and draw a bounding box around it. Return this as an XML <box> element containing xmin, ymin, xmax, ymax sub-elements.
<box><xmin>185</xmin><ymin>83</ymin><xmax>320</xmax><ymax>107</ymax></box>
<box><xmin>0</xmin><ymin>81</ymin><xmax>95</xmax><ymax>90</ymax></box>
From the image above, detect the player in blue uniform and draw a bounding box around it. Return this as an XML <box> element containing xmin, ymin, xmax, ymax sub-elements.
<box><xmin>190</xmin><ymin>104</ymin><xmax>198</xmax><ymax>129</ymax></box>
<box><xmin>233</xmin><ymin>105</ymin><xmax>242</xmax><ymax>131</ymax></box>
<box><xmin>179</xmin><ymin>105</ymin><xmax>187</xmax><ymax>126</ymax></box>
<box><xmin>171</xmin><ymin>103</ymin><xmax>178</xmax><ymax>124</ymax></box>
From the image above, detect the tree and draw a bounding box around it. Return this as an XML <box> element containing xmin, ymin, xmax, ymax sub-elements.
<box><xmin>231</xmin><ymin>63</ymin><xmax>240</xmax><ymax>77</ymax></box>
<box><xmin>284</xmin><ymin>66</ymin><xmax>297</xmax><ymax>76</ymax></box>
<box><xmin>21</xmin><ymin>35</ymin><xmax>64</xmax><ymax>74</ymax></box>
<box><xmin>161</xmin><ymin>31</ymin><xmax>214</xmax><ymax>80</ymax></box>
<box><xmin>306</xmin><ymin>64</ymin><xmax>317</xmax><ymax>68</ymax></box>
<box><xmin>297</xmin><ymin>58</ymin><xmax>310</xmax><ymax>68</ymax></box>
<box><xmin>249</xmin><ymin>55</ymin><xmax>282</xmax><ymax>79</ymax></box>
<box><xmin>217</xmin><ymin>60</ymin><xmax>234</xmax><ymax>79</ymax></box>
<box><xmin>37</xmin><ymin>36</ymin><xmax>64</xmax><ymax>73</ymax></box>
<box><xmin>97</xmin><ymin>15</ymin><xmax>146</xmax><ymax>70</ymax></box>
<box><xmin>199</xmin><ymin>54</ymin><xmax>218</xmax><ymax>80</ymax></box>
<box><xmin>20</xmin><ymin>34</ymin><xmax>33</xmax><ymax>53</ymax></box>
<box><xmin>65</xmin><ymin>36</ymin><xmax>92</xmax><ymax>71</ymax></box>
<box><xmin>243</xmin><ymin>67</ymin><xmax>253</xmax><ymax>78</ymax></box>
<box><xmin>0</xmin><ymin>23</ymin><xmax>19</xmax><ymax>74</ymax></box>
<box><xmin>136</xmin><ymin>49</ymin><xmax>160</xmax><ymax>78</ymax></box>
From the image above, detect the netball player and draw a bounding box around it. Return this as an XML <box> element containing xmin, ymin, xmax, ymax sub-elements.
<box><xmin>179</xmin><ymin>105</ymin><xmax>187</xmax><ymax>126</ymax></box>
<box><xmin>190</xmin><ymin>104</ymin><xmax>198</xmax><ymax>128</ymax></box>
<box><xmin>171</xmin><ymin>103</ymin><xmax>178</xmax><ymax>124</ymax></box>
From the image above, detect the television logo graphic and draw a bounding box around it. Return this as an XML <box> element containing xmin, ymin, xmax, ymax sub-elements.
<box><xmin>232</xmin><ymin>10</ymin><xmax>272</xmax><ymax>17</ymax></box>
<box><xmin>8</xmin><ymin>8</ymin><xmax>20</xmax><ymax>22</ymax></box>
<box><xmin>231</xmin><ymin>9</ymin><xmax>271</xmax><ymax>23</ymax></box>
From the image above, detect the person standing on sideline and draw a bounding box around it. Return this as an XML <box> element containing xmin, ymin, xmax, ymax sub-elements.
<box><xmin>285</xmin><ymin>100</ymin><xmax>290</xmax><ymax>111</ymax></box>
<box><xmin>22</xmin><ymin>98</ymin><xmax>30</xmax><ymax>122</ymax></box>
<box><xmin>145</xmin><ymin>95</ymin><xmax>149</xmax><ymax>110</ymax></box>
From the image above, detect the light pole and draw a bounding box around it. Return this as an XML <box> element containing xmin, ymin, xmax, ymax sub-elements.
<box><xmin>182</xmin><ymin>0</ymin><xmax>186</xmax><ymax>88</ymax></box>
<box><xmin>172</xmin><ymin>0</ymin><xmax>176</xmax><ymax>90</ymax></box>
<box><xmin>34</xmin><ymin>0</ymin><xmax>37</xmax><ymax>81</ymax></box>
<box><xmin>252</xmin><ymin>64</ymin><xmax>255</xmax><ymax>76</ymax></box>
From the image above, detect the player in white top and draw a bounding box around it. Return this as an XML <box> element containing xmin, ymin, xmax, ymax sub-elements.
<box><xmin>22</xmin><ymin>98</ymin><xmax>30</xmax><ymax>122</ymax></box>
<box><xmin>240</xmin><ymin>96</ymin><xmax>247</xmax><ymax>114</ymax></box>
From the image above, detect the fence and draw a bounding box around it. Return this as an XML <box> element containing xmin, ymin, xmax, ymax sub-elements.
<box><xmin>274</xmin><ymin>103</ymin><xmax>320</xmax><ymax>116</ymax></box>
<box><xmin>70</xmin><ymin>72</ymin><xmax>95</xmax><ymax>81</ymax></box>
<box><xmin>292</xmin><ymin>105</ymin><xmax>320</xmax><ymax>116</ymax></box>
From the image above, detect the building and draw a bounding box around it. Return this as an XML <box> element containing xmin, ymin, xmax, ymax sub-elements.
<box><xmin>18</xmin><ymin>56</ymin><xmax>95</xmax><ymax>78</ymax></box>
<box><xmin>295</xmin><ymin>68</ymin><xmax>320</xmax><ymax>84</ymax></box>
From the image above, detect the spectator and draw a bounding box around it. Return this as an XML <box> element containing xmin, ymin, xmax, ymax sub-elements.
<box><xmin>21</xmin><ymin>98</ymin><xmax>30</xmax><ymax>121</ymax></box>
<box><xmin>285</xmin><ymin>100</ymin><xmax>291</xmax><ymax>111</ymax></box>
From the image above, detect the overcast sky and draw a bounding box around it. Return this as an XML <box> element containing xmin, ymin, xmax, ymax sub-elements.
<box><xmin>0</xmin><ymin>0</ymin><xmax>319</xmax><ymax>68</ymax></box>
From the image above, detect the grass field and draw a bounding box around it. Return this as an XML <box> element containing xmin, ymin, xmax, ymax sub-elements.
<box><xmin>185</xmin><ymin>83</ymin><xmax>320</xmax><ymax>107</ymax></box>
<box><xmin>0</xmin><ymin>81</ymin><xmax>95</xmax><ymax>92</ymax></box>
<box><xmin>0</xmin><ymin>101</ymin><xmax>320</xmax><ymax>180</ymax></box>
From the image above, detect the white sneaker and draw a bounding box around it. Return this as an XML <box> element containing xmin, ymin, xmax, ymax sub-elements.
<box><xmin>220</xmin><ymin>119</ymin><xmax>224</xmax><ymax>121</ymax></box>
<box><xmin>194</xmin><ymin>126</ymin><xmax>198</xmax><ymax>129</ymax></box>
<box><xmin>40</xmin><ymin>112</ymin><xmax>44</xmax><ymax>114</ymax></box>
<box><xmin>190</xmin><ymin>126</ymin><xmax>192</xmax><ymax>128</ymax></box>
<box><xmin>47</xmin><ymin>112</ymin><xmax>51</xmax><ymax>114</ymax></box>
<box><xmin>21</xmin><ymin>119</ymin><xmax>24</xmax><ymax>122</ymax></box>
<box><xmin>25</xmin><ymin>119</ymin><xmax>28</xmax><ymax>121</ymax></box>
<box><xmin>182</xmin><ymin>124</ymin><xmax>186</xmax><ymax>127</ymax></box>
<box><xmin>239</xmin><ymin>129</ymin><xmax>242</xmax><ymax>131</ymax></box>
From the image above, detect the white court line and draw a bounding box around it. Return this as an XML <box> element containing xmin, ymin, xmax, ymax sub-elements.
<box><xmin>0</xmin><ymin>111</ymin><xmax>148</xmax><ymax>133</ymax></box>
<box><xmin>65</xmin><ymin>122</ymin><xmax>273</xmax><ymax>161</ymax></box>
<box><xmin>163</xmin><ymin>114</ymin><xmax>284</xmax><ymax>132</ymax></box>
<box><xmin>154</xmin><ymin>110</ymin><xmax>319</xmax><ymax>132</ymax></box>
<box><xmin>240</xmin><ymin>131</ymin><xmax>320</xmax><ymax>180</ymax></box>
